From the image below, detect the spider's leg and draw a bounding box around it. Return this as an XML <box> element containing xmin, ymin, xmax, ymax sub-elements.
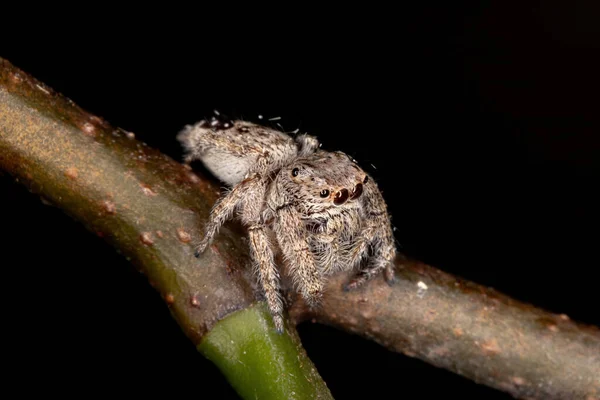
<box><xmin>274</xmin><ymin>205</ymin><xmax>323</xmax><ymax>307</ymax></box>
<box><xmin>248</xmin><ymin>225</ymin><xmax>283</xmax><ymax>332</ymax></box>
<box><xmin>195</xmin><ymin>173</ymin><xmax>261</xmax><ymax>256</ymax></box>
<box><xmin>237</xmin><ymin>179</ymin><xmax>285</xmax><ymax>332</ymax></box>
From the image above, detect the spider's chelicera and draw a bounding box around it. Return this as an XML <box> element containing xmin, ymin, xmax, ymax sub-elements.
<box><xmin>178</xmin><ymin>116</ymin><xmax>396</xmax><ymax>332</ymax></box>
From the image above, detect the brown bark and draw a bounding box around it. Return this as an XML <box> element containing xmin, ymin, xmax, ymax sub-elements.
<box><xmin>0</xmin><ymin>56</ymin><xmax>333</xmax><ymax>400</ymax></box>
<box><xmin>291</xmin><ymin>256</ymin><xmax>600</xmax><ymax>399</ymax></box>
<box><xmin>0</xmin><ymin>57</ymin><xmax>257</xmax><ymax>343</ymax></box>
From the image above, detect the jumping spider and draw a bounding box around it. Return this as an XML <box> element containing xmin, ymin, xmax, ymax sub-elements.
<box><xmin>178</xmin><ymin>115</ymin><xmax>396</xmax><ymax>332</ymax></box>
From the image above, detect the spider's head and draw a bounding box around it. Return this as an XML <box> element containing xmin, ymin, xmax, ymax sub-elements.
<box><xmin>289</xmin><ymin>151</ymin><xmax>369</xmax><ymax>212</ymax></box>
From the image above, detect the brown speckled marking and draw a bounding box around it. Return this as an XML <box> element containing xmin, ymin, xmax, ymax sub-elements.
<box><xmin>177</xmin><ymin>227</ymin><xmax>192</xmax><ymax>243</ymax></box>
<box><xmin>165</xmin><ymin>294</ymin><xmax>175</xmax><ymax>304</ymax></box>
<box><xmin>82</xmin><ymin>122</ymin><xmax>96</xmax><ymax>137</ymax></box>
<box><xmin>481</xmin><ymin>339</ymin><xmax>501</xmax><ymax>356</ymax></box>
<box><xmin>187</xmin><ymin>172</ymin><xmax>200</xmax><ymax>184</ymax></box>
<box><xmin>140</xmin><ymin>183</ymin><xmax>157</xmax><ymax>196</ymax></box>
<box><xmin>512</xmin><ymin>376</ymin><xmax>526</xmax><ymax>386</ymax></box>
<box><xmin>65</xmin><ymin>167</ymin><xmax>78</xmax><ymax>180</ymax></box>
<box><xmin>10</xmin><ymin>72</ymin><xmax>22</xmax><ymax>83</ymax></box>
<box><xmin>102</xmin><ymin>200</ymin><xmax>116</xmax><ymax>214</ymax></box>
<box><xmin>140</xmin><ymin>232</ymin><xmax>154</xmax><ymax>245</ymax></box>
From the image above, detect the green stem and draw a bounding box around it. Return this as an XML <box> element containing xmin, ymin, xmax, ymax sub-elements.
<box><xmin>200</xmin><ymin>303</ymin><xmax>331</xmax><ymax>400</ymax></box>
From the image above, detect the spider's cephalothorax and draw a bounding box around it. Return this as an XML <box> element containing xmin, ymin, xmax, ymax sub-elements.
<box><xmin>178</xmin><ymin>117</ymin><xmax>396</xmax><ymax>332</ymax></box>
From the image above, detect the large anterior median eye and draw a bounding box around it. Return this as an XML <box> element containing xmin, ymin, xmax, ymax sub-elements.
<box><xmin>334</xmin><ymin>188</ymin><xmax>349</xmax><ymax>205</ymax></box>
<box><xmin>350</xmin><ymin>183</ymin><xmax>363</xmax><ymax>200</ymax></box>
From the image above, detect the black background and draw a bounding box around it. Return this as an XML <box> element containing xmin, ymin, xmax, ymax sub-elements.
<box><xmin>2</xmin><ymin>2</ymin><xmax>599</xmax><ymax>398</ymax></box>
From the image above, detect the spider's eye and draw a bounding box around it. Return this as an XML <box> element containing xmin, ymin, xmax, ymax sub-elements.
<box><xmin>350</xmin><ymin>183</ymin><xmax>363</xmax><ymax>200</ymax></box>
<box><xmin>334</xmin><ymin>188</ymin><xmax>349</xmax><ymax>205</ymax></box>
<box><xmin>292</xmin><ymin>168</ymin><xmax>300</xmax><ymax>177</ymax></box>
<box><xmin>363</xmin><ymin>175</ymin><xmax>369</xmax><ymax>184</ymax></box>
<box><xmin>320</xmin><ymin>189</ymin><xmax>330</xmax><ymax>198</ymax></box>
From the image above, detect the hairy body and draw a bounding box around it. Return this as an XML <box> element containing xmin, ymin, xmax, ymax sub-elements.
<box><xmin>178</xmin><ymin>116</ymin><xmax>396</xmax><ymax>331</ymax></box>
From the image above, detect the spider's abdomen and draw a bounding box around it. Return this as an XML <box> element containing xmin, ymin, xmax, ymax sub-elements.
<box><xmin>201</xmin><ymin>150</ymin><xmax>257</xmax><ymax>186</ymax></box>
<box><xmin>178</xmin><ymin>120</ymin><xmax>298</xmax><ymax>186</ymax></box>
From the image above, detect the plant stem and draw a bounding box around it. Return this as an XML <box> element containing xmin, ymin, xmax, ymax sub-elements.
<box><xmin>291</xmin><ymin>256</ymin><xmax>600</xmax><ymax>399</ymax></box>
<box><xmin>199</xmin><ymin>303</ymin><xmax>331</xmax><ymax>400</ymax></box>
<box><xmin>0</xmin><ymin>57</ymin><xmax>333</xmax><ymax>400</ymax></box>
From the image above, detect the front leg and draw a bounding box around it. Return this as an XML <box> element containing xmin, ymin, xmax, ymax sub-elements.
<box><xmin>237</xmin><ymin>179</ymin><xmax>285</xmax><ymax>332</ymax></box>
<box><xmin>201</xmin><ymin>174</ymin><xmax>285</xmax><ymax>331</ymax></box>
<box><xmin>274</xmin><ymin>206</ymin><xmax>323</xmax><ymax>307</ymax></box>
<box><xmin>195</xmin><ymin>174</ymin><xmax>260</xmax><ymax>257</ymax></box>
<box><xmin>247</xmin><ymin>225</ymin><xmax>284</xmax><ymax>332</ymax></box>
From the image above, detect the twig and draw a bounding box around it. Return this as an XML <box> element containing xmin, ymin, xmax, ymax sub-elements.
<box><xmin>291</xmin><ymin>257</ymin><xmax>600</xmax><ymax>399</ymax></box>
<box><xmin>0</xmin><ymin>57</ymin><xmax>332</xmax><ymax>400</ymax></box>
